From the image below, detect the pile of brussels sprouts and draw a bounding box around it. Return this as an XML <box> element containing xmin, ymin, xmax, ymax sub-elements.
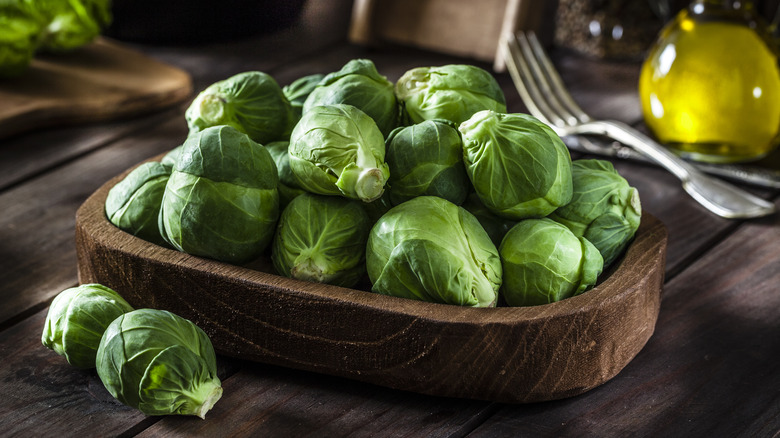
<box><xmin>105</xmin><ymin>59</ymin><xmax>642</xmax><ymax>309</ymax></box>
<box><xmin>42</xmin><ymin>284</ymin><xmax>223</xmax><ymax>418</ymax></box>
<box><xmin>0</xmin><ymin>0</ymin><xmax>112</xmax><ymax>77</ymax></box>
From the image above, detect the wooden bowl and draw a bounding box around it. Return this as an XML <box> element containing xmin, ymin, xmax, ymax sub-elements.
<box><xmin>75</xmin><ymin>160</ymin><xmax>667</xmax><ymax>403</ymax></box>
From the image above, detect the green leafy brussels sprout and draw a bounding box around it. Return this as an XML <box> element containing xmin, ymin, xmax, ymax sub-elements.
<box><xmin>366</xmin><ymin>196</ymin><xmax>502</xmax><ymax>307</ymax></box>
<box><xmin>384</xmin><ymin>119</ymin><xmax>470</xmax><ymax>206</ymax></box>
<box><xmin>272</xmin><ymin>193</ymin><xmax>371</xmax><ymax>287</ymax></box>
<box><xmin>185</xmin><ymin>71</ymin><xmax>296</xmax><ymax>145</ymax></box>
<box><xmin>160</xmin><ymin>144</ymin><xmax>182</xmax><ymax>170</ymax></box>
<box><xmin>461</xmin><ymin>192</ymin><xmax>517</xmax><ymax>248</ymax></box>
<box><xmin>395</xmin><ymin>64</ymin><xmax>507</xmax><ymax>125</ymax></box>
<box><xmin>96</xmin><ymin>308</ymin><xmax>223</xmax><ymax>418</ymax></box>
<box><xmin>159</xmin><ymin>125</ymin><xmax>280</xmax><ymax>264</ymax></box>
<box><xmin>37</xmin><ymin>0</ymin><xmax>112</xmax><ymax>52</ymax></box>
<box><xmin>265</xmin><ymin>140</ymin><xmax>306</xmax><ymax>208</ymax></box>
<box><xmin>550</xmin><ymin>159</ymin><xmax>642</xmax><ymax>268</ymax></box>
<box><xmin>460</xmin><ymin>110</ymin><xmax>573</xmax><ymax>220</ymax></box>
<box><xmin>105</xmin><ymin>161</ymin><xmax>170</xmax><ymax>246</ymax></box>
<box><xmin>0</xmin><ymin>0</ymin><xmax>44</xmax><ymax>77</ymax></box>
<box><xmin>303</xmin><ymin>59</ymin><xmax>399</xmax><ymax>136</ymax></box>
<box><xmin>289</xmin><ymin>104</ymin><xmax>390</xmax><ymax>203</ymax></box>
<box><xmin>283</xmin><ymin>73</ymin><xmax>324</xmax><ymax>120</ymax></box>
<box><xmin>499</xmin><ymin>218</ymin><xmax>603</xmax><ymax>306</ymax></box>
<box><xmin>42</xmin><ymin>283</ymin><xmax>134</xmax><ymax>369</ymax></box>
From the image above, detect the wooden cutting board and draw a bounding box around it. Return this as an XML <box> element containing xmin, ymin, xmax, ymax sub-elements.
<box><xmin>0</xmin><ymin>38</ymin><xmax>192</xmax><ymax>139</ymax></box>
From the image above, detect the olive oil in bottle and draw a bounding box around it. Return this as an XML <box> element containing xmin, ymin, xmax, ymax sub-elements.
<box><xmin>638</xmin><ymin>0</ymin><xmax>780</xmax><ymax>163</ymax></box>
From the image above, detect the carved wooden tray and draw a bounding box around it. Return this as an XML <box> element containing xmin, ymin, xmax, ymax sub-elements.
<box><xmin>75</xmin><ymin>160</ymin><xmax>667</xmax><ymax>403</ymax></box>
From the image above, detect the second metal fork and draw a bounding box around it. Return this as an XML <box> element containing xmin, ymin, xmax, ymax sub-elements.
<box><xmin>503</xmin><ymin>31</ymin><xmax>775</xmax><ymax>219</ymax></box>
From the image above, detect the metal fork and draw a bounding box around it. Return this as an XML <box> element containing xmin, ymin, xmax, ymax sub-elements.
<box><xmin>503</xmin><ymin>31</ymin><xmax>776</xmax><ymax>219</ymax></box>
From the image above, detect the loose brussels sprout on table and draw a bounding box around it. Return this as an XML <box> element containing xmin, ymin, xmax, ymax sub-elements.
<box><xmin>41</xmin><ymin>283</ymin><xmax>134</xmax><ymax>369</ymax></box>
<box><xmin>185</xmin><ymin>71</ymin><xmax>296</xmax><ymax>145</ymax></box>
<box><xmin>460</xmin><ymin>110</ymin><xmax>573</xmax><ymax>220</ymax></box>
<box><xmin>289</xmin><ymin>104</ymin><xmax>390</xmax><ymax>203</ymax></box>
<box><xmin>366</xmin><ymin>196</ymin><xmax>502</xmax><ymax>307</ymax></box>
<box><xmin>272</xmin><ymin>193</ymin><xmax>371</xmax><ymax>287</ymax></box>
<box><xmin>395</xmin><ymin>64</ymin><xmax>507</xmax><ymax>125</ymax></box>
<box><xmin>303</xmin><ymin>59</ymin><xmax>399</xmax><ymax>137</ymax></box>
<box><xmin>105</xmin><ymin>161</ymin><xmax>170</xmax><ymax>246</ymax></box>
<box><xmin>384</xmin><ymin>119</ymin><xmax>470</xmax><ymax>206</ymax></box>
<box><xmin>159</xmin><ymin>125</ymin><xmax>280</xmax><ymax>264</ymax></box>
<box><xmin>499</xmin><ymin>218</ymin><xmax>604</xmax><ymax>306</ymax></box>
<box><xmin>550</xmin><ymin>159</ymin><xmax>642</xmax><ymax>268</ymax></box>
<box><xmin>283</xmin><ymin>73</ymin><xmax>324</xmax><ymax>120</ymax></box>
<box><xmin>96</xmin><ymin>308</ymin><xmax>223</xmax><ymax>418</ymax></box>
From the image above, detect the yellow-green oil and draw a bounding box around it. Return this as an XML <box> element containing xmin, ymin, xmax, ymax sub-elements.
<box><xmin>638</xmin><ymin>7</ymin><xmax>780</xmax><ymax>163</ymax></box>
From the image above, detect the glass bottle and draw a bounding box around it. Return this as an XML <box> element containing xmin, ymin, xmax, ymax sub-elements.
<box><xmin>638</xmin><ymin>0</ymin><xmax>780</xmax><ymax>163</ymax></box>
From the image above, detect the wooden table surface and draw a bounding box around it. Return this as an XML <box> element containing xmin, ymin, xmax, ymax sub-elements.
<box><xmin>2</xmin><ymin>2</ymin><xmax>779</xmax><ymax>437</ymax></box>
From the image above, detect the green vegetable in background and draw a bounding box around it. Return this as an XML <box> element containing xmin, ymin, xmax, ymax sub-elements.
<box><xmin>550</xmin><ymin>159</ymin><xmax>642</xmax><ymax>268</ymax></box>
<box><xmin>366</xmin><ymin>196</ymin><xmax>502</xmax><ymax>307</ymax></box>
<box><xmin>185</xmin><ymin>71</ymin><xmax>296</xmax><ymax>145</ymax></box>
<box><xmin>105</xmin><ymin>161</ymin><xmax>170</xmax><ymax>246</ymax></box>
<box><xmin>272</xmin><ymin>193</ymin><xmax>371</xmax><ymax>287</ymax></box>
<box><xmin>96</xmin><ymin>308</ymin><xmax>223</xmax><ymax>418</ymax></box>
<box><xmin>41</xmin><ymin>283</ymin><xmax>133</xmax><ymax>369</ymax></box>
<box><xmin>461</xmin><ymin>192</ymin><xmax>517</xmax><ymax>248</ymax></box>
<box><xmin>283</xmin><ymin>73</ymin><xmax>324</xmax><ymax>120</ymax></box>
<box><xmin>159</xmin><ymin>125</ymin><xmax>279</xmax><ymax>264</ymax></box>
<box><xmin>384</xmin><ymin>119</ymin><xmax>470</xmax><ymax>206</ymax></box>
<box><xmin>499</xmin><ymin>218</ymin><xmax>603</xmax><ymax>306</ymax></box>
<box><xmin>37</xmin><ymin>0</ymin><xmax>112</xmax><ymax>52</ymax></box>
<box><xmin>0</xmin><ymin>0</ymin><xmax>44</xmax><ymax>77</ymax></box>
<box><xmin>395</xmin><ymin>64</ymin><xmax>506</xmax><ymax>125</ymax></box>
<box><xmin>265</xmin><ymin>140</ymin><xmax>306</xmax><ymax>208</ymax></box>
<box><xmin>460</xmin><ymin>110</ymin><xmax>573</xmax><ymax>220</ymax></box>
<box><xmin>289</xmin><ymin>104</ymin><xmax>390</xmax><ymax>203</ymax></box>
<box><xmin>303</xmin><ymin>59</ymin><xmax>399</xmax><ymax>137</ymax></box>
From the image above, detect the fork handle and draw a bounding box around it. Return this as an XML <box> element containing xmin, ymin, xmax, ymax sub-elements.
<box><xmin>570</xmin><ymin>120</ymin><xmax>776</xmax><ymax>219</ymax></box>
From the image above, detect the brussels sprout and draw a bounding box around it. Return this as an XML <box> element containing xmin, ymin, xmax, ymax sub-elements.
<box><xmin>303</xmin><ymin>59</ymin><xmax>399</xmax><ymax>136</ymax></box>
<box><xmin>160</xmin><ymin>144</ymin><xmax>183</xmax><ymax>170</ymax></box>
<box><xmin>366</xmin><ymin>196</ymin><xmax>502</xmax><ymax>307</ymax></box>
<box><xmin>289</xmin><ymin>104</ymin><xmax>390</xmax><ymax>203</ymax></box>
<box><xmin>395</xmin><ymin>64</ymin><xmax>506</xmax><ymax>125</ymax></box>
<box><xmin>37</xmin><ymin>0</ymin><xmax>112</xmax><ymax>52</ymax></box>
<box><xmin>550</xmin><ymin>159</ymin><xmax>642</xmax><ymax>267</ymax></box>
<box><xmin>265</xmin><ymin>140</ymin><xmax>306</xmax><ymax>208</ymax></box>
<box><xmin>0</xmin><ymin>0</ymin><xmax>44</xmax><ymax>77</ymax></box>
<box><xmin>42</xmin><ymin>283</ymin><xmax>134</xmax><ymax>369</ymax></box>
<box><xmin>105</xmin><ymin>161</ymin><xmax>170</xmax><ymax>246</ymax></box>
<box><xmin>159</xmin><ymin>125</ymin><xmax>279</xmax><ymax>264</ymax></box>
<box><xmin>384</xmin><ymin>119</ymin><xmax>470</xmax><ymax>206</ymax></box>
<box><xmin>185</xmin><ymin>71</ymin><xmax>295</xmax><ymax>145</ymax></box>
<box><xmin>460</xmin><ymin>111</ymin><xmax>573</xmax><ymax>220</ymax></box>
<box><xmin>272</xmin><ymin>193</ymin><xmax>371</xmax><ymax>287</ymax></box>
<box><xmin>96</xmin><ymin>309</ymin><xmax>222</xmax><ymax>418</ymax></box>
<box><xmin>283</xmin><ymin>73</ymin><xmax>324</xmax><ymax>120</ymax></box>
<box><xmin>499</xmin><ymin>218</ymin><xmax>603</xmax><ymax>306</ymax></box>
<box><xmin>461</xmin><ymin>192</ymin><xmax>517</xmax><ymax>248</ymax></box>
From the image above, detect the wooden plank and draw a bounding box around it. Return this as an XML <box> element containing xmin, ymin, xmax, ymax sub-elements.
<box><xmin>136</xmin><ymin>364</ymin><xmax>496</xmax><ymax>437</ymax></box>
<box><xmin>0</xmin><ymin>116</ymin><xmax>187</xmax><ymax>328</ymax></box>
<box><xmin>465</xmin><ymin>200</ymin><xmax>780</xmax><ymax>437</ymax></box>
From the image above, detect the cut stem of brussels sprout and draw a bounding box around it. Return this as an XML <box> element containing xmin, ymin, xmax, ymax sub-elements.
<box><xmin>188</xmin><ymin>379</ymin><xmax>223</xmax><ymax>419</ymax></box>
<box><xmin>193</xmin><ymin>94</ymin><xmax>226</xmax><ymax>126</ymax></box>
<box><xmin>337</xmin><ymin>165</ymin><xmax>387</xmax><ymax>203</ymax></box>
